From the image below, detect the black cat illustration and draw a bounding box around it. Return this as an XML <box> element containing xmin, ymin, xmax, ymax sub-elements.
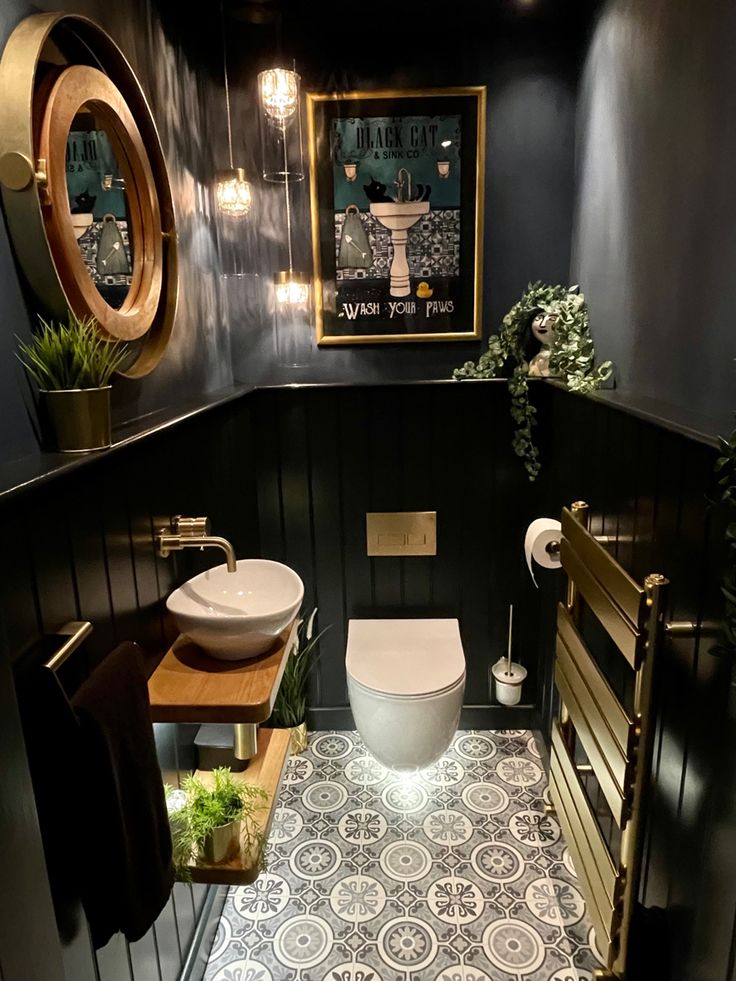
<box><xmin>71</xmin><ymin>189</ymin><xmax>97</xmax><ymax>214</ymax></box>
<box><xmin>363</xmin><ymin>177</ymin><xmax>394</xmax><ymax>203</ymax></box>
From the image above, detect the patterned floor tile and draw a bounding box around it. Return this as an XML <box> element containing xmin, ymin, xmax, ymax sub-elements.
<box><xmin>204</xmin><ymin>731</ymin><xmax>602</xmax><ymax>981</ymax></box>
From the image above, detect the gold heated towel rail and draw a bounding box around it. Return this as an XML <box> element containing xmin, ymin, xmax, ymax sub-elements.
<box><xmin>547</xmin><ymin>501</ymin><xmax>668</xmax><ymax>980</ymax></box>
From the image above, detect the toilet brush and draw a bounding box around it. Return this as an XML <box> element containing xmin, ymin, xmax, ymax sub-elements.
<box><xmin>491</xmin><ymin>604</ymin><xmax>527</xmax><ymax>706</ymax></box>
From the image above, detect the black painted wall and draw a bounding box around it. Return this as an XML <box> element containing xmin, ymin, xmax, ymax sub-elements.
<box><xmin>228</xmin><ymin>1</ymin><xmax>595</xmax><ymax>387</ymax></box>
<box><xmin>571</xmin><ymin>0</ymin><xmax>736</xmax><ymax>433</ymax></box>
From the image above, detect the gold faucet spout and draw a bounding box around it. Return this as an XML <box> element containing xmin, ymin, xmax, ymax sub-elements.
<box><xmin>156</xmin><ymin>521</ymin><xmax>237</xmax><ymax>573</ymax></box>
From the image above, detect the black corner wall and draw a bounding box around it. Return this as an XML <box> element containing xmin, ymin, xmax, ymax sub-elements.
<box><xmin>572</xmin><ymin>0</ymin><xmax>736</xmax><ymax>433</ymax></box>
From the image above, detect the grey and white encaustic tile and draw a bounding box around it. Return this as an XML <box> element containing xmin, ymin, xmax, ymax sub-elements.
<box><xmin>204</xmin><ymin>731</ymin><xmax>603</xmax><ymax>981</ymax></box>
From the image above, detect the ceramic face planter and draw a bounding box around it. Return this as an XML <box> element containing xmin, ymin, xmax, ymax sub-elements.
<box><xmin>528</xmin><ymin>311</ymin><xmax>562</xmax><ymax>377</ymax></box>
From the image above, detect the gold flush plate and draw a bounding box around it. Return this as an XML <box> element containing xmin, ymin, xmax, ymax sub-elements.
<box><xmin>366</xmin><ymin>512</ymin><xmax>437</xmax><ymax>557</ymax></box>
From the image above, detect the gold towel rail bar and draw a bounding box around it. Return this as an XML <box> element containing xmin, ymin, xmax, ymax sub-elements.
<box><xmin>548</xmin><ymin>502</ymin><xmax>669</xmax><ymax>980</ymax></box>
<box><xmin>44</xmin><ymin>621</ymin><xmax>93</xmax><ymax>673</ymax></box>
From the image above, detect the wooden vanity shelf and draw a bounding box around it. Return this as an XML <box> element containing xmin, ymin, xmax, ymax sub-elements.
<box><xmin>148</xmin><ymin>620</ymin><xmax>298</xmax><ymax>723</ymax></box>
<box><xmin>185</xmin><ymin>727</ymin><xmax>292</xmax><ymax>885</ymax></box>
<box><xmin>148</xmin><ymin>622</ymin><xmax>298</xmax><ymax>883</ymax></box>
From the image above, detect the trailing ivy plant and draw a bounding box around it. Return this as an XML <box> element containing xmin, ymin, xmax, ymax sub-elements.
<box><xmin>712</xmin><ymin>417</ymin><xmax>736</xmax><ymax>659</ymax></box>
<box><xmin>453</xmin><ymin>282</ymin><xmax>613</xmax><ymax>480</ymax></box>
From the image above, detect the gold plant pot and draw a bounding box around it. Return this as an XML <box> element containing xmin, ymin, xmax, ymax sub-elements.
<box><xmin>199</xmin><ymin>819</ymin><xmax>240</xmax><ymax>865</ymax></box>
<box><xmin>39</xmin><ymin>386</ymin><xmax>112</xmax><ymax>453</ymax></box>
<box><xmin>290</xmin><ymin>721</ymin><xmax>308</xmax><ymax>755</ymax></box>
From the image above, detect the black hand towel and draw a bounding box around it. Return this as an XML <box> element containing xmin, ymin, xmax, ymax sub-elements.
<box><xmin>72</xmin><ymin>643</ymin><xmax>174</xmax><ymax>948</ymax></box>
<box><xmin>15</xmin><ymin>665</ymin><xmax>87</xmax><ymax>944</ymax></box>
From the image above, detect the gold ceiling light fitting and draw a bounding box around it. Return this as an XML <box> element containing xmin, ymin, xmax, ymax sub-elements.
<box><xmin>215</xmin><ymin>0</ymin><xmax>251</xmax><ymax>218</ymax></box>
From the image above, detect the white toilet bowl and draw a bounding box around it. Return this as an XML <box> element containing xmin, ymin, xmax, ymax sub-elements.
<box><xmin>346</xmin><ymin>619</ymin><xmax>466</xmax><ymax>771</ymax></box>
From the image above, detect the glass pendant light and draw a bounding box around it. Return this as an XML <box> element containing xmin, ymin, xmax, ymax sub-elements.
<box><xmin>258</xmin><ymin>68</ymin><xmax>300</xmax><ymax>124</ymax></box>
<box><xmin>215</xmin><ymin>0</ymin><xmax>251</xmax><ymax>217</ymax></box>
<box><xmin>257</xmin><ymin>66</ymin><xmax>304</xmax><ymax>183</ymax></box>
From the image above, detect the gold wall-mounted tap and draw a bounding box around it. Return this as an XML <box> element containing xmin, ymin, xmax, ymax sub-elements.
<box><xmin>156</xmin><ymin>515</ymin><xmax>237</xmax><ymax>573</ymax></box>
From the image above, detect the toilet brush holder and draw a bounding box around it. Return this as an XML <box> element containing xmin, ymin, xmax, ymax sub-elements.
<box><xmin>491</xmin><ymin>658</ymin><xmax>527</xmax><ymax>706</ymax></box>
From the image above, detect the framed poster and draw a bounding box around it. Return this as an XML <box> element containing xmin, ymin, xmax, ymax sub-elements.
<box><xmin>307</xmin><ymin>87</ymin><xmax>486</xmax><ymax>345</ymax></box>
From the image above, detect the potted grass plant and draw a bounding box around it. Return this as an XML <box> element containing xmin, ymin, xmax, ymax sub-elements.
<box><xmin>166</xmin><ymin>768</ymin><xmax>268</xmax><ymax>879</ymax></box>
<box><xmin>16</xmin><ymin>311</ymin><xmax>127</xmax><ymax>453</ymax></box>
<box><xmin>271</xmin><ymin>608</ymin><xmax>330</xmax><ymax>753</ymax></box>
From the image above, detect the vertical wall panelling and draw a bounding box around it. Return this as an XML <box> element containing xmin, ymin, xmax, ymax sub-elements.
<box><xmin>252</xmin><ymin>383</ymin><xmax>547</xmax><ymax>730</ymax></box>
<box><xmin>0</xmin><ymin>403</ymin><xmax>251</xmax><ymax>981</ymax></box>
<box><xmin>544</xmin><ymin>386</ymin><xmax>730</xmax><ymax>981</ymax></box>
<box><xmin>0</xmin><ymin>383</ymin><xmax>732</xmax><ymax>981</ymax></box>
<box><xmin>304</xmin><ymin>390</ymin><xmax>351</xmax><ymax>711</ymax></box>
<box><xmin>95</xmin><ymin>934</ymin><xmax>133</xmax><ymax>981</ymax></box>
<box><xmin>0</xmin><ymin>621</ymin><xmax>66</xmax><ymax>981</ymax></box>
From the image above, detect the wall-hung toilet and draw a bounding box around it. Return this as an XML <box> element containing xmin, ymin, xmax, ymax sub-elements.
<box><xmin>346</xmin><ymin>619</ymin><xmax>466</xmax><ymax>771</ymax></box>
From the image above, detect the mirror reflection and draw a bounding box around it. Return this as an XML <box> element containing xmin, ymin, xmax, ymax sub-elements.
<box><xmin>66</xmin><ymin>106</ymin><xmax>133</xmax><ymax>309</ymax></box>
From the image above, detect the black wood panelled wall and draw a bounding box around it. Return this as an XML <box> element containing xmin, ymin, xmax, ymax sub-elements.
<box><xmin>0</xmin><ymin>400</ymin><xmax>259</xmax><ymax>981</ymax></box>
<box><xmin>542</xmin><ymin>386</ymin><xmax>731</xmax><ymax>981</ymax></box>
<box><xmin>250</xmin><ymin>382</ymin><xmax>557</xmax><ymax>730</ymax></box>
<box><xmin>0</xmin><ymin>381</ymin><xmax>732</xmax><ymax>981</ymax></box>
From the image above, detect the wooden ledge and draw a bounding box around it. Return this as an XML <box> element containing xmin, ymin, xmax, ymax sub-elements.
<box><xmin>185</xmin><ymin>727</ymin><xmax>292</xmax><ymax>885</ymax></box>
<box><xmin>148</xmin><ymin>620</ymin><xmax>297</xmax><ymax>724</ymax></box>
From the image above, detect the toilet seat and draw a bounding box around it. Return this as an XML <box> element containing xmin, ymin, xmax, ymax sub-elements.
<box><xmin>346</xmin><ymin>619</ymin><xmax>465</xmax><ymax>697</ymax></box>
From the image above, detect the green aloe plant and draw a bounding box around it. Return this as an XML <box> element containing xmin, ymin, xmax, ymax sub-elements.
<box><xmin>17</xmin><ymin>311</ymin><xmax>127</xmax><ymax>390</ymax></box>
<box><xmin>271</xmin><ymin>608</ymin><xmax>330</xmax><ymax>728</ymax></box>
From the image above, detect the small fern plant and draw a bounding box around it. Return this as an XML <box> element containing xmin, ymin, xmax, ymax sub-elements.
<box><xmin>17</xmin><ymin>311</ymin><xmax>127</xmax><ymax>390</ymax></box>
<box><xmin>271</xmin><ymin>609</ymin><xmax>330</xmax><ymax>729</ymax></box>
<box><xmin>453</xmin><ymin>282</ymin><xmax>613</xmax><ymax>480</ymax></box>
<box><xmin>166</xmin><ymin>768</ymin><xmax>268</xmax><ymax>881</ymax></box>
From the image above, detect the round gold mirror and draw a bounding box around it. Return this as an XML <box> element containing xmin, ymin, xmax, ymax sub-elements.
<box><xmin>0</xmin><ymin>14</ymin><xmax>177</xmax><ymax>376</ymax></box>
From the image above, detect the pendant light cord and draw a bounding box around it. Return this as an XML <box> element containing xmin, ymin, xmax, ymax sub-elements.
<box><xmin>221</xmin><ymin>0</ymin><xmax>234</xmax><ymax>169</ymax></box>
<box><xmin>283</xmin><ymin>118</ymin><xmax>293</xmax><ymax>274</ymax></box>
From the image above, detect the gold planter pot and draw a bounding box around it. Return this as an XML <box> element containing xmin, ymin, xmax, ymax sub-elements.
<box><xmin>39</xmin><ymin>386</ymin><xmax>112</xmax><ymax>453</ymax></box>
<box><xmin>290</xmin><ymin>721</ymin><xmax>309</xmax><ymax>755</ymax></box>
<box><xmin>199</xmin><ymin>819</ymin><xmax>241</xmax><ymax>865</ymax></box>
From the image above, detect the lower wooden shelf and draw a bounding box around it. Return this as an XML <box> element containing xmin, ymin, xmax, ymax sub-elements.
<box><xmin>185</xmin><ymin>727</ymin><xmax>292</xmax><ymax>885</ymax></box>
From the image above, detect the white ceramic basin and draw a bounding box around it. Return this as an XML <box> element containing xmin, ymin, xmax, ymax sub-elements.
<box><xmin>369</xmin><ymin>200</ymin><xmax>430</xmax><ymax>231</ymax></box>
<box><xmin>166</xmin><ymin>559</ymin><xmax>304</xmax><ymax>660</ymax></box>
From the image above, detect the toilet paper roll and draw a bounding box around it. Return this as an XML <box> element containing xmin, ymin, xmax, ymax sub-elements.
<box><xmin>524</xmin><ymin>518</ymin><xmax>562</xmax><ymax>587</ymax></box>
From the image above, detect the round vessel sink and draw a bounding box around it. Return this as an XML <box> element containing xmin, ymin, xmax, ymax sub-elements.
<box><xmin>166</xmin><ymin>559</ymin><xmax>304</xmax><ymax>660</ymax></box>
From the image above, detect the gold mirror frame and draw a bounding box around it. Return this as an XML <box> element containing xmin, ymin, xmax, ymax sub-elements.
<box><xmin>0</xmin><ymin>13</ymin><xmax>178</xmax><ymax>377</ymax></box>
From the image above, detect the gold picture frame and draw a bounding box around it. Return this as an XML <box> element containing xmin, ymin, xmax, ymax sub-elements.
<box><xmin>307</xmin><ymin>87</ymin><xmax>486</xmax><ymax>346</ymax></box>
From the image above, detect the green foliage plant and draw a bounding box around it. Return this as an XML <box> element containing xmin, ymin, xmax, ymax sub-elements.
<box><xmin>453</xmin><ymin>282</ymin><xmax>613</xmax><ymax>480</ymax></box>
<box><xmin>16</xmin><ymin>311</ymin><xmax>127</xmax><ymax>391</ymax></box>
<box><xmin>166</xmin><ymin>768</ymin><xmax>268</xmax><ymax>881</ymax></box>
<box><xmin>271</xmin><ymin>608</ymin><xmax>330</xmax><ymax>729</ymax></box>
<box><xmin>712</xmin><ymin>416</ymin><xmax>736</xmax><ymax>659</ymax></box>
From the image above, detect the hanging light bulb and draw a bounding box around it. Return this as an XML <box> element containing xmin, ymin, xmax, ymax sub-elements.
<box><xmin>258</xmin><ymin>68</ymin><xmax>300</xmax><ymax>124</ymax></box>
<box><xmin>274</xmin><ymin>271</ymin><xmax>309</xmax><ymax>305</ymax></box>
<box><xmin>215</xmin><ymin>0</ymin><xmax>252</xmax><ymax>217</ymax></box>
<box><xmin>216</xmin><ymin>167</ymin><xmax>252</xmax><ymax>217</ymax></box>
